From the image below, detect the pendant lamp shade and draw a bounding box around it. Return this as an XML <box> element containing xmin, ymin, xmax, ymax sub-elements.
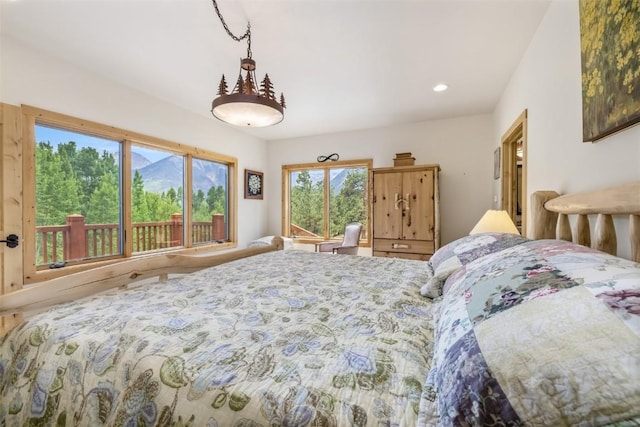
<box><xmin>212</xmin><ymin>92</ymin><xmax>284</xmax><ymax>127</ymax></box>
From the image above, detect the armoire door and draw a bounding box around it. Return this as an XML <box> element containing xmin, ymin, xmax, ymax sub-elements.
<box><xmin>402</xmin><ymin>169</ymin><xmax>434</xmax><ymax>241</ymax></box>
<box><xmin>372</xmin><ymin>171</ymin><xmax>403</xmax><ymax>239</ymax></box>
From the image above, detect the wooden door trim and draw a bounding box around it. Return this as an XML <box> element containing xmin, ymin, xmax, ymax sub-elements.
<box><xmin>1</xmin><ymin>103</ymin><xmax>24</xmax><ymax>334</ymax></box>
<box><xmin>501</xmin><ymin>109</ymin><xmax>528</xmax><ymax>236</ymax></box>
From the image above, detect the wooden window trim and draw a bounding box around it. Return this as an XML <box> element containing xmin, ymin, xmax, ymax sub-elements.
<box><xmin>22</xmin><ymin>105</ymin><xmax>238</xmax><ymax>283</ymax></box>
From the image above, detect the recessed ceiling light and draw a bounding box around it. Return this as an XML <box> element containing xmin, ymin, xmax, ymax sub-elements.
<box><xmin>433</xmin><ymin>84</ymin><xmax>448</xmax><ymax>92</ymax></box>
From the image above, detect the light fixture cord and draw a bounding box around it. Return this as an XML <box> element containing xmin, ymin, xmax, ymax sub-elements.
<box><xmin>211</xmin><ymin>0</ymin><xmax>252</xmax><ymax>58</ymax></box>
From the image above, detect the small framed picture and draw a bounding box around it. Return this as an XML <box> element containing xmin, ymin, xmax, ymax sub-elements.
<box><xmin>493</xmin><ymin>147</ymin><xmax>501</xmax><ymax>180</ymax></box>
<box><xmin>245</xmin><ymin>169</ymin><xmax>264</xmax><ymax>199</ymax></box>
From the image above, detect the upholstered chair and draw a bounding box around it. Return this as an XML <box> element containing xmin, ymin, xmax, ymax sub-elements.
<box><xmin>314</xmin><ymin>222</ymin><xmax>363</xmax><ymax>255</ymax></box>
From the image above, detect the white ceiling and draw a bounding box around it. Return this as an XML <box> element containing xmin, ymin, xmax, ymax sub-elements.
<box><xmin>1</xmin><ymin>0</ymin><xmax>551</xmax><ymax>141</ymax></box>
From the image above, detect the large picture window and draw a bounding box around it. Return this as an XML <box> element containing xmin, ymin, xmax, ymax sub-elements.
<box><xmin>24</xmin><ymin>106</ymin><xmax>237</xmax><ymax>281</ymax></box>
<box><xmin>282</xmin><ymin>159</ymin><xmax>371</xmax><ymax>244</ymax></box>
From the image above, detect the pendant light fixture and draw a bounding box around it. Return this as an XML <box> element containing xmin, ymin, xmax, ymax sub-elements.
<box><xmin>210</xmin><ymin>0</ymin><xmax>286</xmax><ymax>127</ymax></box>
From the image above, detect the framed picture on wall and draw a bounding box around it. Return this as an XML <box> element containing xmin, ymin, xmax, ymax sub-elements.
<box><xmin>493</xmin><ymin>147</ymin><xmax>501</xmax><ymax>180</ymax></box>
<box><xmin>245</xmin><ymin>169</ymin><xmax>264</xmax><ymax>199</ymax></box>
<box><xmin>580</xmin><ymin>0</ymin><xmax>640</xmax><ymax>142</ymax></box>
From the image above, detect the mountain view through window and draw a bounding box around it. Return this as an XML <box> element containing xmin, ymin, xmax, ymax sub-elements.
<box><xmin>34</xmin><ymin>124</ymin><xmax>229</xmax><ymax>266</ymax></box>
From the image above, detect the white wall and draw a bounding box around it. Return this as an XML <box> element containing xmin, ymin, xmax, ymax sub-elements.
<box><xmin>266</xmin><ymin>114</ymin><xmax>495</xmax><ymax>248</ymax></box>
<box><xmin>9</xmin><ymin>0</ymin><xmax>636</xmax><ymax>258</ymax></box>
<box><xmin>495</xmin><ymin>0</ymin><xmax>640</xmax><ymax>258</ymax></box>
<box><xmin>0</xmin><ymin>37</ymin><xmax>271</xmax><ymax>248</ymax></box>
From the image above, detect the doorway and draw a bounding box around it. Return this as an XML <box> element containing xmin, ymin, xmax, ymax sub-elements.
<box><xmin>501</xmin><ymin>110</ymin><xmax>527</xmax><ymax>236</ymax></box>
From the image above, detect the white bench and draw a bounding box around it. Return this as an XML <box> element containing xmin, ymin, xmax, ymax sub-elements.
<box><xmin>249</xmin><ymin>235</ymin><xmax>293</xmax><ymax>250</ymax></box>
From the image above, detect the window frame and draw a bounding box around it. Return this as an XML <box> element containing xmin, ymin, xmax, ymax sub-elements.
<box><xmin>22</xmin><ymin>105</ymin><xmax>238</xmax><ymax>283</ymax></box>
<box><xmin>281</xmin><ymin>158</ymin><xmax>372</xmax><ymax>246</ymax></box>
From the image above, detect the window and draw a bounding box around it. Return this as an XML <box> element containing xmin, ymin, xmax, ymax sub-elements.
<box><xmin>130</xmin><ymin>145</ymin><xmax>185</xmax><ymax>253</ymax></box>
<box><xmin>191</xmin><ymin>157</ymin><xmax>229</xmax><ymax>244</ymax></box>
<box><xmin>282</xmin><ymin>159</ymin><xmax>372</xmax><ymax>244</ymax></box>
<box><xmin>24</xmin><ymin>106</ymin><xmax>237</xmax><ymax>281</ymax></box>
<box><xmin>35</xmin><ymin>125</ymin><xmax>123</xmax><ymax>264</ymax></box>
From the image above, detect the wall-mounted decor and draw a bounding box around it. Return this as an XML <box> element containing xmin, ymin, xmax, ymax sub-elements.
<box><xmin>494</xmin><ymin>147</ymin><xmax>501</xmax><ymax>180</ymax></box>
<box><xmin>245</xmin><ymin>169</ymin><xmax>263</xmax><ymax>199</ymax></box>
<box><xmin>317</xmin><ymin>153</ymin><xmax>339</xmax><ymax>162</ymax></box>
<box><xmin>580</xmin><ymin>0</ymin><xmax>640</xmax><ymax>142</ymax></box>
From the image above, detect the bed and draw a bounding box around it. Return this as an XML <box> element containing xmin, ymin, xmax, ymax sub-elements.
<box><xmin>1</xmin><ymin>182</ymin><xmax>639</xmax><ymax>426</ymax></box>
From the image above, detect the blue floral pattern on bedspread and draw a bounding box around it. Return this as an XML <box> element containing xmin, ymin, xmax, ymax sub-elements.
<box><xmin>0</xmin><ymin>250</ymin><xmax>436</xmax><ymax>426</ymax></box>
<box><xmin>428</xmin><ymin>239</ymin><xmax>640</xmax><ymax>426</ymax></box>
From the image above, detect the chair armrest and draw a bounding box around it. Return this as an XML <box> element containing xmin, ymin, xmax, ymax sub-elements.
<box><xmin>315</xmin><ymin>241</ymin><xmax>342</xmax><ymax>252</ymax></box>
<box><xmin>332</xmin><ymin>245</ymin><xmax>358</xmax><ymax>255</ymax></box>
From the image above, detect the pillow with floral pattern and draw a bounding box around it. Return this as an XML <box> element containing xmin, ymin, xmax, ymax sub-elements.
<box><xmin>420</xmin><ymin>232</ymin><xmax>529</xmax><ymax>298</ymax></box>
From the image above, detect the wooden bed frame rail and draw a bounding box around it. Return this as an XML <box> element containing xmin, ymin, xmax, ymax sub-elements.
<box><xmin>531</xmin><ymin>182</ymin><xmax>640</xmax><ymax>263</ymax></box>
<box><xmin>0</xmin><ymin>237</ymin><xmax>284</xmax><ymax>321</ymax></box>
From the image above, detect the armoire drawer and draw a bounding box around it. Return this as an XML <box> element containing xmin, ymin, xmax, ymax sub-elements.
<box><xmin>373</xmin><ymin>239</ymin><xmax>435</xmax><ymax>254</ymax></box>
<box><xmin>373</xmin><ymin>251</ymin><xmax>432</xmax><ymax>261</ymax></box>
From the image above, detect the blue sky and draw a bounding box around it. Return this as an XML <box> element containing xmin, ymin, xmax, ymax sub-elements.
<box><xmin>35</xmin><ymin>124</ymin><xmax>170</xmax><ymax>163</ymax></box>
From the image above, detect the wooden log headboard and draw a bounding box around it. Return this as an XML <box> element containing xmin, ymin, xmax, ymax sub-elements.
<box><xmin>530</xmin><ymin>182</ymin><xmax>640</xmax><ymax>263</ymax></box>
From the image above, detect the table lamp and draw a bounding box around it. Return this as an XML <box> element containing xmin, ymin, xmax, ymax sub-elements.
<box><xmin>469</xmin><ymin>210</ymin><xmax>520</xmax><ymax>235</ymax></box>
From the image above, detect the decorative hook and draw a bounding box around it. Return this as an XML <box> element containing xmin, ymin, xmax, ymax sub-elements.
<box><xmin>317</xmin><ymin>153</ymin><xmax>339</xmax><ymax>162</ymax></box>
<box><xmin>394</xmin><ymin>193</ymin><xmax>401</xmax><ymax>209</ymax></box>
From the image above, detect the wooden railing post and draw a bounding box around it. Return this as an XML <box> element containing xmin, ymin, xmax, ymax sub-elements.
<box><xmin>171</xmin><ymin>213</ymin><xmax>183</xmax><ymax>247</ymax></box>
<box><xmin>65</xmin><ymin>214</ymin><xmax>87</xmax><ymax>260</ymax></box>
<box><xmin>213</xmin><ymin>214</ymin><xmax>225</xmax><ymax>241</ymax></box>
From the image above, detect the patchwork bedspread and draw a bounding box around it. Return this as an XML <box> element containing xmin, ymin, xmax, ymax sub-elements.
<box><xmin>0</xmin><ymin>250</ymin><xmax>436</xmax><ymax>426</ymax></box>
<box><xmin>426</xmin><ymin>239</ymin><xmax>640</xmax><ymax>426</ymax></box>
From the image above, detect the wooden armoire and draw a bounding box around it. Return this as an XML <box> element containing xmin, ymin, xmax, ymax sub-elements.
<box><xmin>370</xmin><ymin>164</ymin><xmax>440</xmax><ymax>260</ymax></box>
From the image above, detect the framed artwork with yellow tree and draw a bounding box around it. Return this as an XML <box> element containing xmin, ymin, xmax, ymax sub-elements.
<box><xmin>579</xmin><ymin>0</ymin><xmax>640</xmax><ymax>142</ymax></box>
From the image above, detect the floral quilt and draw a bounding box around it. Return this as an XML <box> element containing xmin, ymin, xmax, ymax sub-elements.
<box><xmin>0</xmin><ymin>250</ymin><xmax>436</xmax><ymax>426</ymax></box>
<box><xmin>425</xmin><ymin>239</ymin><xmax>640</xmax><ymax>426</ymax></box>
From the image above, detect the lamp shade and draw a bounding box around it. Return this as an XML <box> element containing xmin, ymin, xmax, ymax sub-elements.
<box><xmin>469</xmin><ymin>210</ymin><xmax>520</xmax><ymax>235</ymax></box>
<box><xmin>212</xmin><ymin>93</ymin><xmax>284</xmax><ymax>127</ymax></box>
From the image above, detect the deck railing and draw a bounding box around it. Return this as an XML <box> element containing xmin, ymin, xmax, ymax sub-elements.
<box><xmin>35</xmin><ymin>213</ymin><xmax>225</xmax><ymax>265</ymax></box>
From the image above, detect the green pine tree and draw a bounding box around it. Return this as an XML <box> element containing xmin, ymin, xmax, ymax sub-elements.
<box><xmin>207</xmin><ymin>185</ymin><xmax>226</xmax><ymax>215</ymax></box>
<box><xmin>332</xmin><ymin>169</ymin><xmax>367</xmax><ymax>237</ymax></box>
<box><xmin>35</xmin><ymin>142</ymin><xmax>82</xmax><ymax>226</ymax></box>
<box><xmin>132</xmin><ymin>170</ymin><xmax>150</xmax><ymax>222</ymax></box>
<box><xmin>86</xmin><ymin>172</ymin><xmax>119</xmax><ymax>224</ymax></box>
<box><xmin>291</xmin><ymin>171</ymin><xmax>324</xmax><ymax>236</ymax></box>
